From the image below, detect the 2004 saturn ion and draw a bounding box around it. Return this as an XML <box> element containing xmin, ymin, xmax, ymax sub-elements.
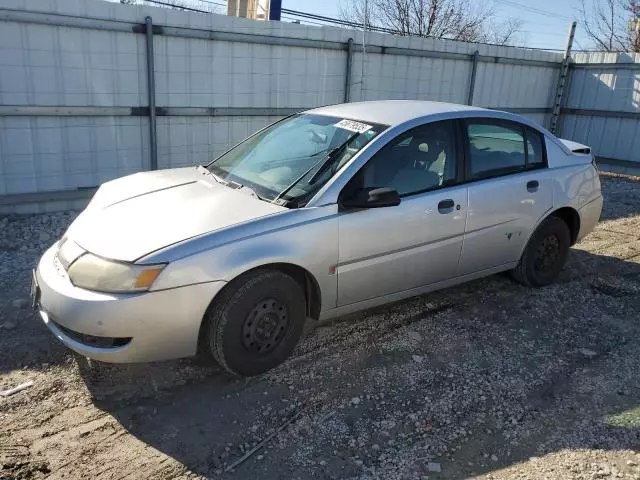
<box><xmin>33</xmin><ymin>101</ymin><xmax>603</xmax><ymax>376</ymax></box>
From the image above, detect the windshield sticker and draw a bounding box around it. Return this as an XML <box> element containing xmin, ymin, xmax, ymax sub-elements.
<box><xmin>335</xmin><ymin>119</ymin><xmax>372</xmax><ymax>133</ymax></box>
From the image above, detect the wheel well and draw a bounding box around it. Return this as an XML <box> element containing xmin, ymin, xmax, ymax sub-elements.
<box><xmin>218</xmin><ymin>263</ymin><xmax>322</xmax><ymax>321</ymax></box>
<box><xmin>196</xmin><ymin>263</ymin><xmax>322</xmax><ymax>357</ymax></box>
<box><xmin>265</xmin><ymin>263</ymin><xmax>322</xmax><ymax>320</ymax></box>
<box><xmin>551</xmin><ymin>207</ymin><xmax>581</xmax><ymax>245</ymax></box>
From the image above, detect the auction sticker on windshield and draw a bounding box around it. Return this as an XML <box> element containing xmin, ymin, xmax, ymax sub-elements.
<box><xmin>335</xmin><ymin>119</ymin><xmax>372</xmax><ymax>133</ymax></box>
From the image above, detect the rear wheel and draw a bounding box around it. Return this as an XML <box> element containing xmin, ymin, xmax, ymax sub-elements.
<box><xmin>511</xmin><ymin>215</ymin><xmax>571</xmax><ymax>287</ymax></box>
<box><xmin>201</xmin><ymin>269</ymin><xmax>306</xmax><ymax>376</ymax></box>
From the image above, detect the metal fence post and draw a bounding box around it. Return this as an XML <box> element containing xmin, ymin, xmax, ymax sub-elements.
<box><xmin>549</xmin><ymin>21</ymin><xmax>576</xmax><ymax>134</ymax></box>
<box><xmin>467</xmin><ymin>50</ymin><xmax>479</xmax><ymax>105</ymax></box>
<box><xmin>344</xmin><ymin>38</ymin><xmax>354</xmax><ymax>103</ymax></box>
<box><xmin>145</xmin><ymin>16</ymin><xmax>158</xmax><ymax>171</ymax></box>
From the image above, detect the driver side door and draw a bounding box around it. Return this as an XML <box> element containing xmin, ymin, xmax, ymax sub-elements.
<box><xmin>336</xmin><ymin>120</ymin><xmax>468</xmax><ymax>307</ymax></box>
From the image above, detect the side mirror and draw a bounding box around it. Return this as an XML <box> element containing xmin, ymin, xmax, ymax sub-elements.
<box><xmin>341</xmin><ymin>187</ymin><xmax>401</xmax><ymax>209</ymax></box>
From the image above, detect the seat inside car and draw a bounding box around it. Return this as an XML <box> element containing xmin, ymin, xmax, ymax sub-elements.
<box><xmin>365</xmin><ymin>132</ymin><xmax>447</xmax><ymax>194</ymax></box>
<box><xmin>390</xmin><ymin>129</ymin><xmax>453</xmax><ymax>193</ymax></box>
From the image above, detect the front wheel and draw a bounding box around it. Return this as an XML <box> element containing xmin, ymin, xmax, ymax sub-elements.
<box><xmin>511</xmin><ymin>215</ymin><xmax>571</xmax><ymax>287</ymax></box>
<box><xmin>201</xmin><ymin>269</ymin><xmax>306</xmax><ymax>376</ymax></box>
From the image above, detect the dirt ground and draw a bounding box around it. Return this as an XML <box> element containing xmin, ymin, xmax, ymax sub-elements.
<box><xmin>1</xmin><ymin>174</ymin><xmax>639</xmax><ymax>480</ymax></box>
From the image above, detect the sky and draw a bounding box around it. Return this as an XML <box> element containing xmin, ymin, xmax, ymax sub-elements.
<box><xmin>280</xmin><ymin>0</ymin><xmax>589</xmax><ymax>51</ymax></box>
<box><xmin>109</xmin><ymin>0</ymin><xmax>594</xmax><ymax>51</ymax></box>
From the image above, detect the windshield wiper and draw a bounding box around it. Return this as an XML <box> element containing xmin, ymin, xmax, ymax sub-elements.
<box><xmin>273</xmin><ymin>131</ymin><xmax>360</xmax><ymax>204</ymax></box>
<box><xmin>199</xmin><ymin>165</ymin><xmax>266</xmax><ymax>201</ymax></box>
<box><xmin>238</xmin><ymin>184</ymin><xmax>265</xmax><ymax>201</ymax></box>
<box><xmin>198</xmin><ymin>164</ymin><xmax>225</xmax><ymax>184</ymax></box>
<box><xmin>307</xmin><ymin>132</ymin><xmax>359</xmax><ymax>185</ymax></box>
<box><xmin>267</xmin><ymin>148</ymin><xmax>332</xmax><ymax>164</ymax></box>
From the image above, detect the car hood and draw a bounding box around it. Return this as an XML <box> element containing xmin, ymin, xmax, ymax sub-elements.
<box><xmin>66</xmin><ymin>167</ymin><xmax>286</xmax><ymax>262</ymax></box>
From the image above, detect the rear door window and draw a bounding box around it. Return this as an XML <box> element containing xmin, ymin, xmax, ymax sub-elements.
<box><xmin>464</xmin><ymin>120</ymin><xmax>547</xmax><ymax>181</ymax></box>
<box><xmin>525</xmin><ymin>127</ymin><xmax>545</xmax><ymax>167</ymax></box>
<box><xmin>467</xmin><ymin>122</ymin><xmax>526</xmax><ymax>179</ymax></box>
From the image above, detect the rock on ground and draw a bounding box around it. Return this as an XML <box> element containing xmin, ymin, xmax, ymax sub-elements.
<box><xmin>1</xmin><ymin>175</ymin><xmax>640</xmax><ymax>480</ymax></box>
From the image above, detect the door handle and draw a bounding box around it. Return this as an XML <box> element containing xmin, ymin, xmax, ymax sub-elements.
<box><xmin>527</xmin><ymin>180</ymin><xmax>539</xmax><ymax>192</ymax></box>
<box><xmin>438</xmin><ymin>199</ymin><xmax>455</xmax><ymax>214</ymax></box>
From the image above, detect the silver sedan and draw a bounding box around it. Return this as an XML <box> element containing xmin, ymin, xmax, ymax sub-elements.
<box><xmin>33</xmin><ymin>101</ymin><xmax>603</xmax><ymax>376</ymax></box>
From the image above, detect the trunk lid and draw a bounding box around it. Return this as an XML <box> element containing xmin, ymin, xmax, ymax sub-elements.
<box><xmin>559</xmin><ymin>138</ymin><xmax>592</xmax><ymax>154</ymax></box>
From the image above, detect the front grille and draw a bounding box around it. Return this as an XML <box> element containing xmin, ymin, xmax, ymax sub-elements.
<box><xmin>51</xmin><ymin>319</ymin><xmax>131</xmax><ymax>349</ymax></box>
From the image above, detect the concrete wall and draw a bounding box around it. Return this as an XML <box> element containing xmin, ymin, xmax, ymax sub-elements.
<box><xmin>0</xmin><ymin>0</ymin><xmax>568</xmax><ymax>212</ymax></box>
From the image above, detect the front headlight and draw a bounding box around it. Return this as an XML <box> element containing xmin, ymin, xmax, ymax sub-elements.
<box><xmin>67</xmin><ymin>254</ymin><xmax>166</xmax><ymax>293</ymax></box>
<box><xmin>56</xmin><ymin>237</ymin><xmax>85</xmax><ymax>269</ymax></box>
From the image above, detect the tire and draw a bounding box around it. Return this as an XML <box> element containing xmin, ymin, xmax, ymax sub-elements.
<box><xmin>511</xmin><ymin>215</ymin><xmax>571</xmax><ymax>287</ymax></box>
<box><xmin>201</xmin><ymin>269</ymin><xmax>306</xmax><ymax>377</ymax></box>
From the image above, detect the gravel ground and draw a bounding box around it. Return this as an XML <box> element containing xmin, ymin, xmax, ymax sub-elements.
<box><xmin>1</xmin><ymin>174</ymin><xmax>639</xmax><ymax>480</ymax></box>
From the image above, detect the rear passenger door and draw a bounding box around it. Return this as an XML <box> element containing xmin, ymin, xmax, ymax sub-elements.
<box><xmin>457</xmin><ymin>119</ymin><xmax>553</xmax><ymax>276</ymax></box>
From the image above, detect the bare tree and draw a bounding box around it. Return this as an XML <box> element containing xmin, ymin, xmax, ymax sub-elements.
<box><xmin>580</xmin><ymin>0</ymin><xmax>640</xmax><ymax>51</ymax></box>
<box><xmin>481</xmin><ymin>17</ymin><xmax>526</xmax><ymax>45</ymax></box>
<box><xmin>338</xmin><ymin>0</ymin><xmax>376</xmax><ymax>30</ymax></box>
<box><xmin>338</xmin><ymin>0</ymin><xmax>525</xmax><ymax>45</ymax></box>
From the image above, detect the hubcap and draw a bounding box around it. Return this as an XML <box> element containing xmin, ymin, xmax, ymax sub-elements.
<box><xmin>534</xmin><ymin>234</ymin><xmax>560</xmax><ymax>273</ymax></box>
<box><xmin>242</xmin><ymin>298</ymin><xmax>288</xmax><ymax>354</ymax></box>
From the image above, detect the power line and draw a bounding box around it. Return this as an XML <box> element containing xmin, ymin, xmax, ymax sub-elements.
<box><xmin>281</xmin><ymin>15</ymin><xmax>327</xmax><ymax>27</ymax></box>
<box><xmin>281</xmin><ymin>8</ymin><xmax>397</xmax><ymax>34</ymax></box>
<box><xmin>281</xmin><ymin>7</ymin><xmax>566</xmax><ymax>51</ymax></box>
<box><xmin>133</xmin><ymin>1</ymin><xmax>570</xmax><ymax>51</ymax></box>
<box><xmin>138</xmin><ymin>0</ymin><xmax>209</xmax><ymax>13</ymax></box>
<box><xmin>494</xmin><ymin>0</ymin><xmax>574</xmax><ymax>21</ymax></box>
<box><xmin>519</xmin><ymin>30</ymin><xmax>572</xmax><ymax>37</ymax></box>
<box><xmin>282</xmin><ymin>14</ymin><xmax>359</xmax><ymax>29</ymax></box>
<box><xmin>138</xmin><ymin>0</ymin><xmax>226</xmax><ymax>11</ymax></box>
<box><xmin>191</xmin><ymin>0</ymin><xmax>227</xmax><ymax>8</ymax></box>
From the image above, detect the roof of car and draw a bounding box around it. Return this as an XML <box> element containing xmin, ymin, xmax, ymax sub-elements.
<box><xmin>308</xmin><ymin>100</ymin><xmax>490</xmax><ymax>126</ymax></box>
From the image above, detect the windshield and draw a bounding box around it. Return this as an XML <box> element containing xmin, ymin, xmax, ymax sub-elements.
<box><xmin>207</xmin><ymin>114</ymin><xmax>387</xmax><ymax>206</ymax></box>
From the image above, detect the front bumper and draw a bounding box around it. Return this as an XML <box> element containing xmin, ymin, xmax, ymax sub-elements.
<box><xmin>35</xmin><ymin>244</ymin><xmax>226</xmax><ymax>363</ymax></box>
